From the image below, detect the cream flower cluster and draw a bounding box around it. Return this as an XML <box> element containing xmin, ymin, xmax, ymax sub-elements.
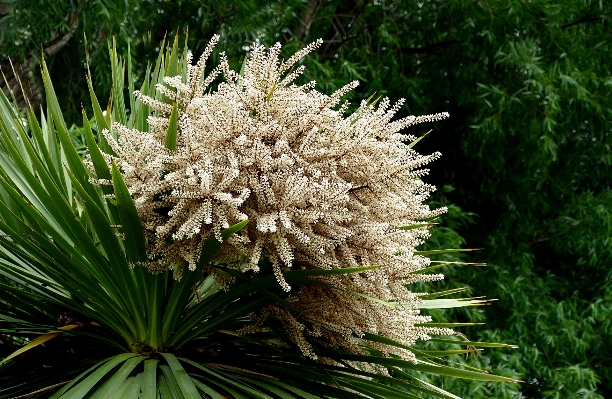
<box><xmin>99</xmin><ymin>36</ymin><xmax>453</xmax><ymax>362</ymax></box>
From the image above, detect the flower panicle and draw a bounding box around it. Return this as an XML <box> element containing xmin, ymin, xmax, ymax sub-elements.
<box><xmin>101</xmin><ymin>36</ymin><xmax>452</xmax><ymax>366</ymax></box>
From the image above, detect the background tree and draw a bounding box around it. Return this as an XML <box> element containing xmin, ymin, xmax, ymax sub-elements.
<box><xmin>2</xmin><ymin>0</ymin><xmax>611</xmax><ymax>397</ymax></box>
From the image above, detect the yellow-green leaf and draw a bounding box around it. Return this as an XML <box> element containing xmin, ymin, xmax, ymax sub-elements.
<box><xmin>0</xmin><ymin>324</ymin><xmax>79</xmax><ymax>365</ymax></box>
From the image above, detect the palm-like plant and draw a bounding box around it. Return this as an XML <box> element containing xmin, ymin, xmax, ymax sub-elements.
<box><xmin>0</xmin><ymin>35</ymin><xmax>518</xmax><ymax>398</ymax></box>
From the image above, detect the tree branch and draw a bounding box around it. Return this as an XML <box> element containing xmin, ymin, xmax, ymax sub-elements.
<box><xmin>43</xmin><ymin>0</ymin><xmax>86</xmax><ymax>56</ymax></box>
<box><xmin>321</xmin><ymin>0</ymin><xmax>371</xmax><ymax>60</ymax></box>
<box><xmin>293</xmin><ymin>0</ymin><xmax>325</xmax><ymax>42</ymax></box>
<box><xmin>560</xmin><ymin>15</ymin><xmax>608</xmax><ymax>29</ymax></box>
<box><xmin>0</xmin><ymin>0</ymin><xmax>86</xmax><ymax>109</ymax></box>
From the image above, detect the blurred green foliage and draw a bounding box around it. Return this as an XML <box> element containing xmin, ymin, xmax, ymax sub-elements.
<box><xmin>1</xmin><ymin>0</ymin><xmax>611</xmax><ymax>397</ymax></box>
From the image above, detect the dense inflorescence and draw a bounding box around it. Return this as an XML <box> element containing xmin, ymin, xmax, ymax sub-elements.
<box><xmin>96</xmin><ymin>36</ymin><xmax>452</xmax><ymax>362</ymax></box>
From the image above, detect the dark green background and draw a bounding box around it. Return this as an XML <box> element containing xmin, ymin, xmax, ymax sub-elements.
<box><xmin>1</xmin><ymin>1</ymin><xmax>610</xmax><ymax>397</ymax></box>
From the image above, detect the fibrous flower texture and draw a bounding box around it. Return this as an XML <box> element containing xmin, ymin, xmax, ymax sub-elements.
<box><xmin>97</xmin><ymin>36</ymin><xmax>453</xmax><ymax>362</ymax></box>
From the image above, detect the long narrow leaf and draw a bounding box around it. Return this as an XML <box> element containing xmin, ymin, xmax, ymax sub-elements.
<box><xmin>112</xmin><ymin>163</ymin><xmax>147</xmax><ymax>262</ymax></box>
<box><xmin>68</xmin><ymin>168</ymin><xmax>146</xmax><ymax>340</ymax></box>
<box><xmin>89</xmin><ymin>356</ymin><xmax>146</xmax><ymax>399</ymax></box>
<box><xmin>319</xmin><ymin>351</ymin><xmax>520</xmax><ymax>382</ymax></box>
<box><xmin>158</xmin><ymin>374</ymin><xmax>178</xmax><ymax>399</ymax></box>
<box><xmin>49</xmin><ymin>360</ymin><xmax>110</xmax><ymax>399</ymax></box>
<box><xmin>417</xmin><ymin>298</ymin><xmax>493</xmax><ymax>309</ymax></box>
<box><xmin>86</xmin><ymin>75</ymin><xmax>113</xmax><ymax>154</ymax></box>
<box><xmin>160</xmin><ymin>365</ymin><xmax>186</xmax><ymax>399</ymax></box>
<box><xmin>428</xmin><ymin>338</ymin><xmax>518</xmax><ymax>348</ymax></box>
<box><xmin>414</xmin><ymin>248</ymin><xmax>482</xmax><ymax>256</ymax></box>
<box><xmin>190</xmin><ymin>379</ymin><xmax>226</xmax><ymax>399</ymax></box>
<box><xmin>165</xmin><ymin>102</ymin><xmax>179</xmax><ymax>151</ymax></box>
<box><xmin>161</xmin><ymin>221</ymin><xmax>249</xmax><ymax>343</ymax></box>
<box><xmin>57</xmin><ymin>353</ymin><xmax>140</xmax><ymax>399</ymax></box>
<box><xmin>141</xmin><ymin>359</ymin><xmax>160</xmax><ymax>399</ymax></box>
<box><xmin>160</xmin><ymin>354</ymin><xmax>201</xmax><ymax>399</ymax></box>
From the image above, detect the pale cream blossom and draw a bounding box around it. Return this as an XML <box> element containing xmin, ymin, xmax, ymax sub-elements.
<box><xmin>97</xmin><ymin>36</ymin><xmax>452</xmax><ymax>362</ymax></box>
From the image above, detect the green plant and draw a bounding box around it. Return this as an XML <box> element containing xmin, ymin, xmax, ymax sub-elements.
<box><xmin>0</xmin><ymin>35</ymin><xmax>517</xmax><ymax>398</ymax></box>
